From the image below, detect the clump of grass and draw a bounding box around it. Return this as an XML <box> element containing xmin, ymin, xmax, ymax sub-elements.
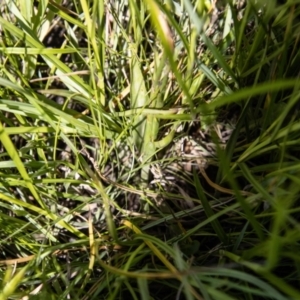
<box><xmin>0</xmin><ymin>0</ymin><xmax>300</xmax><ymax>299</ymax></box>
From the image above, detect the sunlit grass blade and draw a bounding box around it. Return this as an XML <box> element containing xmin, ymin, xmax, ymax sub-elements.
<box><xmin>0</xmin><ymin>264</ymin><xmax>30</xmax><ymax>300</ymax></box>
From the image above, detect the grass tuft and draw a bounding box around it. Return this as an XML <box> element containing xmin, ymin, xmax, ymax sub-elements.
<box><xmin>0</xmin><ymin>0</ymin><xmax>300</xmax><ymax>299</ymax></box>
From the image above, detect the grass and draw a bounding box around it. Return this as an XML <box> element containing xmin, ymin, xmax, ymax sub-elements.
<box><xmin>0</xmin><ymin>0</ymin><xmax>300</xmax><ymax>299</ymax></box>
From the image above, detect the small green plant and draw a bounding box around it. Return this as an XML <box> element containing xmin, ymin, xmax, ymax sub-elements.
<box><xmin>0</xmin><ymin>0</ymin><xmax>300</xmax><ymax>299</ymax></box>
